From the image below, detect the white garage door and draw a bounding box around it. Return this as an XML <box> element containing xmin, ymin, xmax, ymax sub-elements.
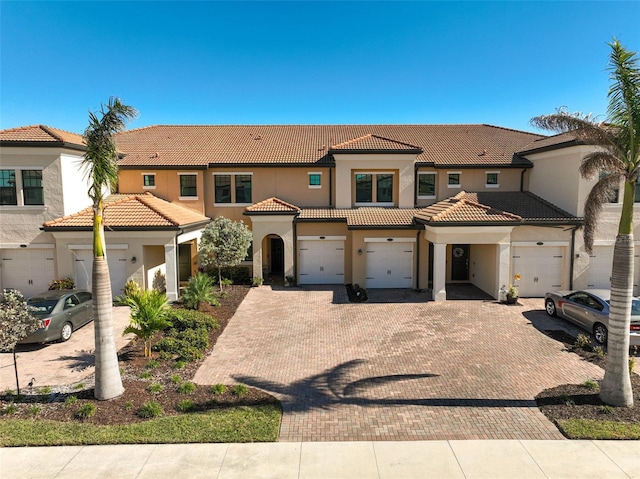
<box><xmin>73</xmin><ymin>249</ymin><xmax>128</xmax><ymax>297</ymax></box>
<box><xmin>299</xmin><ymin>240</ymin><xmax>344</xmax><ymax>284</ymax></box>
<box><xmin>365</xmin><ymin>242</ymin><xmax>413</xmax><ymax>289</ymax></box>
<box><xmin>1</xmin><ymin>248</ymin><xmax>55</xmax><ymax>297</ymax></box>
<box><xmin>512</xmin><ymin>246</ymin><xmax>564</xmax><ymax>297</ymax></box>
<box><xmin>588</xmin><ymin>246</ymin><xmax>640</xmax><ymax>294</ymax></box>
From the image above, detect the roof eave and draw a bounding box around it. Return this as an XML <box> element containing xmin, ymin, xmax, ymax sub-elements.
<box><xmin>1</xmin><ymin>141</ymin><xmax>86</xmax><ymax>152</ymax></box>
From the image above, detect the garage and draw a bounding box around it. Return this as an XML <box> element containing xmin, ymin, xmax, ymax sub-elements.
<box><xmin>365</xmin><ymin>240</ymin><xmax>413</xmax><ymax>288</ymax></box>
<box><xmin>73</xmin><ymin>248</ymin><xmax>128</xmax><ymax>297</ymax></box>
<box><xmin>511</xmin><ymin>245</ymin><xmax>564</xmax><ymax>297</ymax></box>
<box><xmin>588</xmin><ymin>245</ymin><xmax>640</xmax><ymax>294</ymax></box>
<box><xmin>298</xmin><ymin>239</ymin><xmax>345</xmax><ymax>284</ymax></box>
<box><xmin>1</xmin><ymin>248</ymin><xmax>55</xmax><ymax>297</ymax></box>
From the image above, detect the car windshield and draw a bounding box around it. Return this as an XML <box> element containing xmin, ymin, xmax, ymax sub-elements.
<box><xmin>27</xmin><ymin>299</ymin><xmax>58</xmax><ymax>316</ymax></box>
<box><xmin>604</xmin><ymin>299</ymin><xmax>640</xmax><ymax>315</ymax></box>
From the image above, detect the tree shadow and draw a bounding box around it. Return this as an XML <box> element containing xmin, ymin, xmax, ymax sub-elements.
<box><xmin>233</xmin><ymin>359</ymin><xmax>537</xmax><ymax>413</ymax></box>
<box><xmin>52</xmin><ymin>350</ymin><xmax>95</xmax><ymax>372</ymax></box>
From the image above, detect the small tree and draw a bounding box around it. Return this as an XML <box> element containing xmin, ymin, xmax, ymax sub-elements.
<box><xmin>122</xmin><ymin>289</ymin><xmax>172</xmax><ymax>357</ymax></box>
<box><xmin>198</xmin><ymin>217</ymin><xmax>252</xmax><ymax>291</ymax></box>
<box><xmin>181</xmin><ymin>272</ymin><xmax>219</xmax><ymax>310</ymax></box>
<box><xmin>0</xmin><ymin>290</ymin><xmax>42</xmax><ymax>394</ymax></box>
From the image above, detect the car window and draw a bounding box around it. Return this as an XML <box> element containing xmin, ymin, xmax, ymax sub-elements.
<box><xmin>76</xmin><ymin>292</ymin><xmax>92</xmax><ymax>303</ymax></box>
<box><xmin>568</xmin><ymin>292</ymin><xmax>588</xmax><ymax>305</ymax></box>
<box><xmin>27</xmin><ymin>299</ymin><xmax>58</xmax><ymax>315</ymax></box>
<box><xmin>584</xmin><ymin>294</ymin><xmax>604</xmax><ymax>311</ymax></box>
<box><xmin>64</xmin><ymin>295</ymin><xmax>80</xmax><ymax>310</ymax></box>
<box><xmin>632</xmin><ymin>300</ymin><xmax>640</xmax><ymax>315</ymax></box>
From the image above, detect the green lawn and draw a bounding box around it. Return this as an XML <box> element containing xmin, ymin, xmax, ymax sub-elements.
<box><xmin>558</xmin><ymin>419</ymin><xmax>640</xmax><ymax>440</ymax></box>
<box><xmin>0</xmin><ymin>405</ymin><xmax>281</xmax><ymax>447</ymax></box>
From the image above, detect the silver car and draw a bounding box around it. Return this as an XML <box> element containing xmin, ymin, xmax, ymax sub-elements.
<box><xmin>20</xmin><ymin>290</ymin><xmax>94</xmax><ymax>344</ymax></box>
<box><xmin>545</xmin><ymin>289</ymin><xmax>640</xmax><ymax>346</ymax></box>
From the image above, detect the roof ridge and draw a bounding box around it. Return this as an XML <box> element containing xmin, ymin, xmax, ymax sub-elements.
<box><xmin>136</xmin><ymin>193</ymin><xmax>181</xmax><ymax>226</ymax></box>
<box><xmin>39</xmin><ymin>125</ymin><xmax>65</xmax><ymax>142</ymax></box>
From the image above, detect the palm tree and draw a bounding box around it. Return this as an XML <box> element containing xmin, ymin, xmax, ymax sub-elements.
<box><xmin>122</xmin><ymin>289</ymin><xmax>172</xmax><ymax>357</ymax></box>
<box><xmin>531</xmin><ymin>39</ymin><xmax>639</xmax><ymax>407</ymax></box>
<box><xmin>82</xmin><ymin>97</ymin><xmax>137</xmax><ymax>400</ymax></box>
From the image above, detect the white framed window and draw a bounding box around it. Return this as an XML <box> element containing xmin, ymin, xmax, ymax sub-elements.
<box><xmin>142</xmin><ymin>173</ymin><xmax>156</xmax><ymax>189</ymax></box>
<box><xmin>485</xmin><ymin>171</ymin><xmax>499</xmax><ymax>188</ymax></box>
<box><xmin>418</xmin><ymin>172</ymin><xmax>436</xmax><ymax>199</ymax></box>
<box><xmin>308</xmin><ymin>172</ymin><xmax>322</xmax><ymax>189</ymax></box>
<box><xmin>213</xmin><ymin>172</ymin><xmax>253</xmax><ymax>205</ymax></box>
<box><xmin>447</xmin><ymin>171</ymin><xmax>461</xmax><ymax>189</ymax></box>
<box><xmin>178</xmin><ymin>172</ymin><xmax>198</xmax><ymax>200</ymax></box>
<box><xmin>354</xmin><ymin>171</ymin><xmax>394</xmax><ymax>206</ymax></box>
<box><xmin>0</xmin><ymin>167</ymin><xmax>45</xmax><ymax>207</ymax></box>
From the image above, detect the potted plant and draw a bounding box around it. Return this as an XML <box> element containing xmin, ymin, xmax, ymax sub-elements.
<box><xmin>505</xmin><ymin>274</ymin><xmax>521</xmax><ymax>304</ymax></box>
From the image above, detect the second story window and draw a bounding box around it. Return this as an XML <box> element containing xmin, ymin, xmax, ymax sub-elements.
<box><xmin>355</xmin><ymin>172</ymin><xmax>394</xmax><ymax>206</ymax></box>
<box><xmin>22</xmin><ymin>170</ymin><xmax>44</xmax><ymax>205</ymax></box>
<box><xmin>0</xmin><ymin>169</ymin><xmax>17</xmax><ymax>205</ymax></box>
<box><xmin>179</xmin><ymin>173</ymin><xmax>197</xmax><ymax>199</ymax></box>
<box><xmin>213</xmin><ymin>173</ymin><xmax>253</xmax><ymax>205</ymax></box>
<box><xmin>418</xmin><ymin>172</ymin><xmax>436</xmax><ymax>198</ymax></box>
<box><xmin>308</xmin><ymin>173</ymin><xmax>322</xmax><ymax>189</ymax></box>
<box><xmin>448</xmin><ymin>172</ymin><xmax>461</xmax><ymax>188</ymax></box>
<box><xmin>143</xmin><ymin>173</ymin><xmax>156</xmax><ymax>189</ymax></box>
<box><xmin>485</xmin><ymin>172</ymin><xmax>499</xmax><ymax>188</ymax></box>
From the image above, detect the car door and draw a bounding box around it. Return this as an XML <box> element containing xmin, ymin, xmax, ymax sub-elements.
<box><xmin>74</xmin><ymin>291</ymin><xmax>93</xmax><ymax>327</ymax></box>
<box><xmin>561</xmin><ymin>292</ymin><xmax>591</xmax><ymax>328</ymax></box>
<box><xmin>63</xmin><ymin>294</ymin><xmax>86</xmax><ymax>329</ymax></box>
<box><xmin>581</xmin><ymin>293</ymin><xmax>608</xmax><ymax>332</ymax></box>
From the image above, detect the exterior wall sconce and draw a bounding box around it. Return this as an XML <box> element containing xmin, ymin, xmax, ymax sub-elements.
<box><xmin>131</xmin><ymin>256</ymin><xmax>137</xmax><ymax>264</ymax></box>
<box><xmin>357</xmin><ymin>249</ymin><xmax>363</xmax><ymax>255</ymax></box>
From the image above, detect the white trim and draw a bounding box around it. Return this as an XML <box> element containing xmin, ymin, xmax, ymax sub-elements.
<box><xmin>447</xmin><ymin>184</ymin><xmax>462</xmax><ymax>189</ymax></box>
<box><xmin>213</xmin><ymin>202</ymin><xmax>250</xmax><ymax>207</ymax></box>
<box><xmin>177</xmin><ymin>172</ymin><xmax>199</xmax><ymax>176</ymax></box>
<box><xmin>592</xmin><ymin>240</ymin><xmax>640</xmax><ymax>246</ymax></box>
<box><xmin>485</xmin><ymin>171</ymin><xmax>500</xmax><ymax>174</ymax></box>
<box><xmin>447</xmin><ymin>171</ymin><xmax>461</xmax><ymax>187</ymax></box>
<box><xmin>0</xmin><ymin>166</ymin><xmax>44</xmax><ymax>170</ymax></box>
<box><xmin>179</xmin><ymin>196</ymin><xmax>199</xmax><ymax>201</ymax></box>
<box><xmin>364</xmin><ymin>237</ymin><xmax>416</xmax><ymax>243</ymax></box>
<box><xmin>211</xmin><ymin>172</ymin><xmax>254</xmax><ymax>176</ymax></box>
<box><xmin>446</xmin><ymin>171</ymin><xmax>462</xmax><ymax>175</ymax></box>
<box><xmin>68</xmin><ymin>243</ymin><xmax>129</xmax><ymax>250</ymax></box>
<box><xmin>417</xmin><ymin>195</ymin><xmax>437</xmax><ymax>199</ymax></box>
<box><xmin>485</xmin><ymin>184</ymin><xmax>500</xmax><ymax>188</ymax></box>
<box><xmin>0</xmin><ymin>243</ymin><xmax>54</xmax><ymax>249</ymax></box>
<box><xmin>308</xmin><ymin>172</ymin><xmax>322</xmax><ymax>189</ymax></box>
<box><xmin>355</xmin><ymin>202</ymin><xmax>394</xmax><ymax>207</ymax></box>
<box><xmin>0</xmin><ymin>205</ymin><xmax>47</xmax><ymax>211</ymax></box>
<box><xmin>298</xmin><ymin>236</ymin><xmax>347</xmax><ymax>241</ymax></box>
<box><xmin>355</xmin><ymin>171</ymin><xmax>396</xmax><ymax>175</ymax></box>
<box><xmin>307</xmin><ymin>172</ymin><xmax>323</xmax><ymax>175</ymax></box>
<box><xmin>142</xmin><ymin>172</ymin><xmax>156</xmax><ymax>190</ymax></box>
<box><xmin>511</xmin><ymin>241</ymin><xmax>569</xmax><ymax>247</ymax></box>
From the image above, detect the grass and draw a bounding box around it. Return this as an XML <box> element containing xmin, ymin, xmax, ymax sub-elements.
<box><xmin>0</xmin><ymin>405</ymin><xmax>281</xmax><ymax>446</ymax></box>
<box><xmin>558</xmin><ymin>419</ymin><xmax>640</xmax><ymax>440</ymax></box>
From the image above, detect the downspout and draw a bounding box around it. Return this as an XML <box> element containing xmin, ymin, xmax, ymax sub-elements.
<box><xmin>415</xmin><ymin>230</ymin><xmax>421</xmax><ymax>290</ymax></box>
<box><xmin>414</xmin><ymin>164</ymin><xmax>419</xmax><ymax>207</ymax></box>
<box><xmin>520</xmin><ymin>168</ymin><xmax>527</xmax><ymax>192</ymax></box>
<box><xmin>329</xmin><ymin>165</ymin><xmax>334</xmax><ymax>207</ymax></box>
<box><xmin>293</xmin><ymin>216</ymin><xmax>298</xmax><ymax>284</ymax></box>
<box><xmin>569</xmin><ymin>226</ymin><xmax>578</xmax><ymax>290</ymax></box>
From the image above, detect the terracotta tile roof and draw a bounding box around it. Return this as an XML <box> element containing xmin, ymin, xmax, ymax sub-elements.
<box><xmin>297</xmin><ymin>207</ymin><xmax>420</xmax><ymax>228</ymax></box>
<box><xmin>518</xmin><ymin>132</ymin><xmax>581</xmax><ymax>154</ymax></box>
<box><xmin>458</xmin><ymin>191</ymin><xmax>578</xmax><ymax>223</ymax></box>
<box><xmin>415</xmin><ymin>193</ymin><xmax>521</xmax><ymax>224</ymax></box>
<box><xmin>115</xmin><ymin>124</ymin><xmax>542</xmax><ymax>168</ymax></box>
<box><xmin>245</xmin><ymin>197</ymin><xmax>300</xmax><ymax>214</ymax></box>
<box><xmin>42</xmin><ymin>193</ymin><xmax>209</xmax><ymax>230</ymax></box>
<box><xmin>0</xmin><ymin>125</ymin><xmax>85</xmax><ymax>147</ymax></box>
<box><xmin>330</xmin><ymin>134</ymin><xmax>422</xmax><ymax>152</ymax></box>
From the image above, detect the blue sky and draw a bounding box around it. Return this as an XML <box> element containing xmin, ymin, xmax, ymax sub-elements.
<box><xmin>1</xmin><ymin>1</ymin><xmax>639</xmax><ymax>134</ymax></box>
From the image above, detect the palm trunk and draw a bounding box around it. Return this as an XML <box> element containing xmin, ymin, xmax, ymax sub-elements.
<box><xmin>600</xmin><ymin>181</ymin><xmax>634</xmax><ymax>407</ymax></box>
<box><xmin>92</xmin><ymin>202</ymin><xmax>124</xmax><ymax>400</ymax></box>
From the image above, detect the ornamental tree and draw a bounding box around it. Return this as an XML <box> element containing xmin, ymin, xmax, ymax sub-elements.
<box><xmin>198</xmin><ymin>217</ymin><xmax>252</xmax><ymax>291</ymax></box>
<box><xmin>0</xmin><ymin>290</ymin><xmax>42</xmax><ymax>394</ymax></box>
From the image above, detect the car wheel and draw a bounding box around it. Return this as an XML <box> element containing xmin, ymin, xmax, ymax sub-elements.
<box><xmin>593</xmin><ymin>323</ymin><xmax>608</xmax><ymax>345</ymax></box>
<box><xmin>60</xmin><ymin>322</ymin><xmax>73</xmax><ymax>342</ymax></box>
<box><xmin>545</xmin><ymin>298</ymin><xmax>557</xmax><ymax>317</ymax></box>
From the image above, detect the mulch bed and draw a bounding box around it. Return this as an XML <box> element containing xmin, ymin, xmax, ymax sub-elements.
<box><xmin>536</xmin><ymin>329</ymin><xmax>640</xmax><ymax>430</ymax></box>
<box><xmin>1</xmin><ymin>285</ymin><xmax>278</xmax><ymax>425</ymax></box>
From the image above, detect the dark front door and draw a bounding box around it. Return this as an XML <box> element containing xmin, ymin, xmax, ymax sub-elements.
<box><xmin>451</xmin><ymin>244</ymin><xmax>469</xmax><ymax>281</ymax></box>
<box><xmin>270</xmin><ymin>238</ymin><xmax>284</xmax><ymax>274</ymax></box>
<box><xmin>179</xmin><ymin>244</ymin><xmax>192</xmax><ymax>282</ymax></box>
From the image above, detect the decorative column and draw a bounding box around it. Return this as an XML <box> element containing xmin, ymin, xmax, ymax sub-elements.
<box><xmin>497</xmin><ymin>243</ymin><xmax>511</xmax><ymax>299</ymax></box>
<box><xmin>432</xmin><ymin>243</ymin><xmax>447</xmax><ymax>301</ymax></box>
<box><xmin>165</xmin><ymin>240</ymin><xmax>179</xmax><ymax>302</ymax></box>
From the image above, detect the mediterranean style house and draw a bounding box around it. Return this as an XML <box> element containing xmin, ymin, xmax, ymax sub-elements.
<box><xmin>2</xmin><ymin>123</ymin><xmax>638</xmax><ymax>301</ymax></box>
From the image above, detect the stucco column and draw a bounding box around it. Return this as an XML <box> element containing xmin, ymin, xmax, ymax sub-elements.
<box><xmin>252</xmin><ymin>231</ymin><xmax>263</xmax><ymax>280</ymax></box>
<box><xmin>165</xmin><ymin>240</ymin><xmax>179</xmax><ymax>302</ymax></box>
<box><xmin>432</xmin><ymin>243</ymin><xmax>447</xmax><ymax>301</ymax></box>
<box><xmin>497</xmin><ymin>243</ymin><xmax>511</xmax><ymax>299</ymax></box>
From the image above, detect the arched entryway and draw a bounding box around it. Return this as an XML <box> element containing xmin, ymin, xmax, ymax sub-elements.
<box><xmin>262</xmin><ymin>234</ymin><xmax>285</xmax><ymax>283</ymax></box>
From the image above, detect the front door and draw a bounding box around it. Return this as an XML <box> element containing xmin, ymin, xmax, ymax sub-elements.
<box><xmin>270</xmin><ymin>238</ymin><xmax>284</xmax><ymax>274</ymax></box>
<box><xmin>179</xmin><ymin>244</ymin><xmax>192</xmax><ymax>282</ymax></box>
<box><xmin>451</xmin><ymin>244</ymin><xmax>469</xmax><ymax>281</ymax></box>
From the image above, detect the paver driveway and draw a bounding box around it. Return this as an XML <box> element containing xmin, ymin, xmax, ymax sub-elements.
<box><xmin>194</xmin><ymin>286</ymin><xmax>604</xmax><ymax>441</ymax></box>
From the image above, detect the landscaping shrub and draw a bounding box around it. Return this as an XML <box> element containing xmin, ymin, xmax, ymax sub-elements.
<box><xmin>176</xmin><ymin>399</ymin><xmax>195</xmax><ymax>412</ymax></box>
<box><xmin>219</xmin><ymin>266</ymin><xmax>251</xmax><ymax>285</ymax></box>
<box><xmin>137</xmin><ymin>401</ymin><xmax>163</xmax><ymax>418</ymax></box>
<box><xmin>178</xmin><ymin>382</ymin><xmax>196</xmax><ymax>394</ymax></box>
<box><xmin>232</xmin><ymin>384</ymin><xmax>249</xmax><ymax>397</ymax></box>
<box><xmin>171</xmin><ymin>309</ymin><xmax>218</xmax><ymax>331</ymax></box>
<box><xmin>153</xmin><ymin>309</ymin><xmax>217</xmax><ymax>362</ymax></box>
<box><xmin>211</xmin><ymin>384</ymin><xmax>227</xmax><ymax>395</ymax></box>
<box><xmin>181</xmin><ymin>272</ymin><xmax>219</xmax><ymax>310</ymax></box>
<box><xmin>75</xmin><ymin>403</ymin><xmax>97</xmax><ymax>419</ymax></box>
<box><xmin>48</xmin><ymin>277</ymin><xmax>75</xmax><ymax>290</ymax></box>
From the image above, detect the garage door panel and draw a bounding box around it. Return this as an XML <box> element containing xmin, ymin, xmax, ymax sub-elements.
<box><xmin>73</xmin><ymin>249</ymin><xmax>127</xmax><ymax>297</ymax></box>
<box><xmin>1</xmin><ymin>249</ymin><xmax>55</xmax><ymax>297</ymax></box>
<box><xmin>299</xmin><ymin>240</ymin><xmax>344</xmax><ymax>284</ymax></box>
<box><xmin>366</xmin><ymin>242</ymin><xmax>413</xmax><ymax>289</ymax></box>
<box><xmin>512</xmin><ymin>246</ymin><xmax>563</xmax><ymax>297</ymax></box>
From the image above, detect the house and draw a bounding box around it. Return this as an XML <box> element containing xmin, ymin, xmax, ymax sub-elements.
<box><xmin>0</xmin><ymin>126</ymin><xmax>210</xmax><ymax>301</ymax></box>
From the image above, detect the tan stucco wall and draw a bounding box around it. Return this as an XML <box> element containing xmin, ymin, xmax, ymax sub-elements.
<box><xmin>249</xmin><ymin>215</ymin><xmax>295</xmax><ymax>279</ymax></box>
<box><xmin>333</xmin><ymin>154</ymin><xmax>416</xmax><ymax>208</ymax></box>
<box><xmin>469</xmin><ymin>244</ymin><xmax>497</xmax><ymax>296</ymax></box>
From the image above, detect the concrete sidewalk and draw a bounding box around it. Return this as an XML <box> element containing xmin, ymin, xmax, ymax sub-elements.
<box><xmin>2</xmin><ymin>440</ymin><xmax>639</xmax><ymax>479</ymax></box>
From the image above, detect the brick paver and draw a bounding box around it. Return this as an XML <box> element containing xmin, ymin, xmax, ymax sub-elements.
<box><xmin>193</xmin><ymin>286</ymin><xmax>604</xmax><ymax>441</ymax></box>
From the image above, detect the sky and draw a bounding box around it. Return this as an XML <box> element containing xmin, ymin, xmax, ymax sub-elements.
<box><xmin>1</xmin><ymin>1</ymin><xmax>639</xmax><ymax>135</ymax></box>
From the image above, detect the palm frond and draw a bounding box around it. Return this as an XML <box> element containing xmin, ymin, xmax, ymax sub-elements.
<box><xmin>579</xmin><ymin>149</ymin><xmax>626</xmax><ymax>180</ymax></box>
<box><xmin>530</xmin><ymin>109</ymin><xmax>618</xmax><ymax>146</ymax></box>
<box><xmin>582</xmin><ymin>173</ymin><xmax>624</xmax><ymax>253</ymax></box>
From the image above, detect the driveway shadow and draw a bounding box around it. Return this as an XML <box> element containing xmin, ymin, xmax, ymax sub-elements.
<box><xmin>233</xmin><ymin>359</ymin><xmax>537</xmax><ymax>413</ymax></box>
<box><xmin>51</xmin><ymin>350</ymin><xmax>95</xmax><ymax>372</ymax></box>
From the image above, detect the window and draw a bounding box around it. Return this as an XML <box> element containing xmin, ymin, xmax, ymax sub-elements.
<box><xmin>22</xmin><ymin>170</ymin><xmax>44</xmax><ymax>205</ymax></box>
<box><xmin>308</xmin><ymin>173</ymin><xmax>322</xmax><ymax>188</ymax></box>
<box><xmin>418</xmin><ymin>172</ymin><xmax>436</xmax><ymax>198</ymax></box>
<box><xmin>354</xmin><ymin>172</ymin><xmax>394</xmax><ymax>205</ymax></box>
<box><xmin>485</xmin><ymin>172</ymin><xmax>499</xmax><ymax>188</ymax></box>
<box><xmin>447</xmin><ymin>172</ymin><xmax>461</xmax><ymax>188</ymax></box>
<box><xmin>179</xmin><ymin>174</ymin><xmax>197</xmax><ymax>198</ymax></box>
<box><xmin>213</xmin><ymin>173</ymin><xmax>253</xmax><ymax>204</ymax></box>
<box><xmin>0</xmin><ymin>169</ymin><xmax>17</xmax><ymax>205</ymax></box>
<box><xmin>355</xmin><ymin>174</ymin><xmax>373</xmax><ymax>203</ymax></box>
<box><xmin>142</xmin><ymin>173</ymin><xmax>156</xmax><ymax>189</ymax></box>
